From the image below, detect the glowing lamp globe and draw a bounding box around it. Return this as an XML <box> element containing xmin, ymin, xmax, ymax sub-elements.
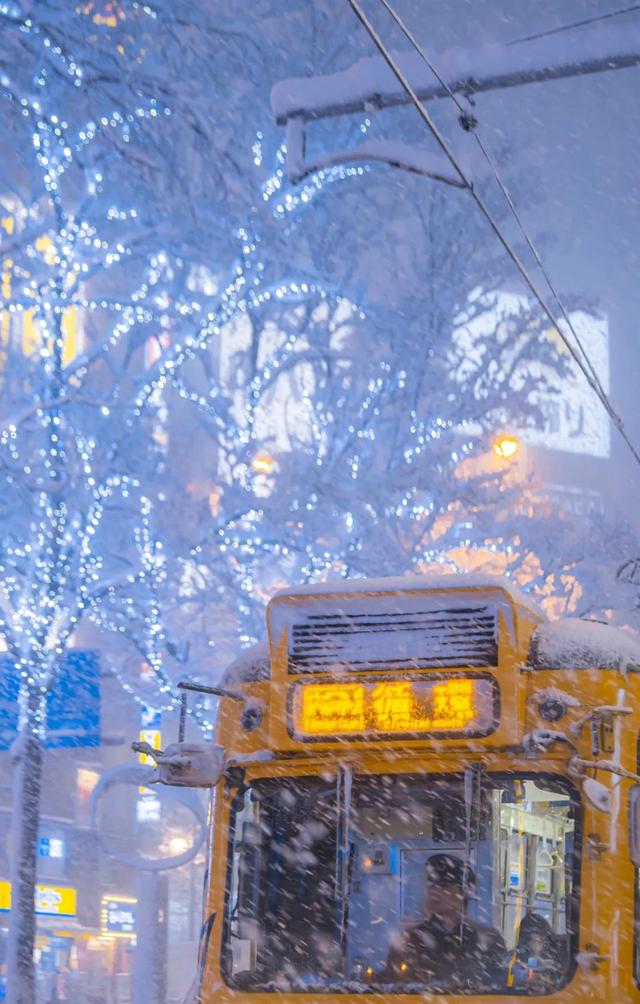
<box><xmin>252</xmin><ymin>453</ymin><xmax>274</xmax><ymax>475</ymax></box>
<box><xmin>493</xmin><ymin>435</ymin><xmax>520</xmax><ymax>460</ymax></box>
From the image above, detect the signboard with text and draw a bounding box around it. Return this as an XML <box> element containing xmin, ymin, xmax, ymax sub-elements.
<box><xmin>454</xmin><ymin>296</ymin><xmax>610</xmax><ymax>458</ymax></box>
<box><xmin>0</xmin><ymin>880</ymin><xmax>77</xmax><ymax>916</ymax></box>
<box><xmin>101</xmin><ymin>895</ymin><xmax>137</xmax><ymax>938</ymax></box>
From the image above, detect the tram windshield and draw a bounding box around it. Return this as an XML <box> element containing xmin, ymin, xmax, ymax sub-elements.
<box><xmin>223</xmin><ymin>773</ymin><xmax>577</xmax><ymax>995</ymax></box>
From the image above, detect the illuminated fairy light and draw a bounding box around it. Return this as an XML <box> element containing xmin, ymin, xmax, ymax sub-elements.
<box><xmin>0</xmin><ymin>11</ymin><xmax>555</xmax><ymax>721</ymax></box>
<box><xmin>0</xmin><ymin>15</ymin><xmax>222</xmax><ymax>733</ymax></box>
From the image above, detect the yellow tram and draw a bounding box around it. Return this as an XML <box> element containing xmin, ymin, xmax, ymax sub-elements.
<box><xmin>175</xmin><ymin>574</ymin><xmax>640</xmax><ymax>1003</ymax></box>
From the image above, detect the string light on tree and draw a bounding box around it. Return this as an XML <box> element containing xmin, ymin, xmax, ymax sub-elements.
<box><xmin>0</xmin><ymin>7</ymin><xmax>618</xmax><ymax>999</ymax></box>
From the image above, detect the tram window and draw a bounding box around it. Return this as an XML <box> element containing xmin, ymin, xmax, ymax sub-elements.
<box><xmin>222</xmin><ymin>773</ymin><xmax>577</xmax><ymax>995</ymax></box>
<box><xmin>224</xmin><ymin>778</ymin><xmax>340</xmax><ymax>986</ymax></box>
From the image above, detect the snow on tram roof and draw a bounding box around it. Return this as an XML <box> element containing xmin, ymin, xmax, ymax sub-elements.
<box><xmin>223</xmin><ymin>574</ymin><xmax>540</xmax><ymax>685</ymax></box>
<box><xmin>272</xmin><ymin>572</ymin><xmax>540</xmax><ymax>612</ymax></box>
<box><xmin>529</xmin><ymin>618</ymin><xmax>640</xmax><ymax>673</ymax></box>
<box><xmin>221</xmin><ymin>579</ymin><xmax>640</xmax><ymax>683</ymax></box>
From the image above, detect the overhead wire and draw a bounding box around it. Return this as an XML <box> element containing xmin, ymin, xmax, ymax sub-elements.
<box><xmin>510</xmin><ymin>4</ymin><xmax>640</xmax><ymax>46</ymax></box>
<box><xmin>346</xmin><ymin>0</ymin><xmax>640</xmax><ymax>469</ymax></box>
<box><xmin>377</xmin><ymin>0</ymin><xmax>609</xmax><ymax>408</ymax></box>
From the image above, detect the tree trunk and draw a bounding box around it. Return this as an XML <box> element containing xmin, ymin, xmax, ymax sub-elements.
<box><xmin>6</xmin><ymin>723</ymin><xmax>44</xmax><ymax>1004</ymax></box>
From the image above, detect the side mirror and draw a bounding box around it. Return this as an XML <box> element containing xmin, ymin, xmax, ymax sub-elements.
<box><xmin>158</xmin><ymin>742</ymin><xmax>225</xmax><ymax>787</ymax></box>
<box><xmin>131</xmin><ymin>682</ymin><xmax>233</xmax><ymax>788</ymax></box>
<box><xmin>630</xmin><ymin>785</ymin><xmax>640</xmax><ymax>865</ymax></box>
<box><xmin>131</xmin><ymin>740</ymin><xmax>225</xmax><ymax>788</ymax></box>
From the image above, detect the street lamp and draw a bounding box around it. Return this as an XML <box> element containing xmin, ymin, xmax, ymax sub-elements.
<box><xmin>251</xmin><ymin>453</ymin><xmax>274</xmax><ymax>475</ymax></box>
<box><xmin>493</xmin><ymin>434</ymin><xmax>520</xmax><ymax>460</ymax></box>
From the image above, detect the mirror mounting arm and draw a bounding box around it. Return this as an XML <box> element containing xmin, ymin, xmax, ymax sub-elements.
<box><xmin>178</xmin><ymin>680</ymin><xmax>264</xmax><ymax>733</ymax></box>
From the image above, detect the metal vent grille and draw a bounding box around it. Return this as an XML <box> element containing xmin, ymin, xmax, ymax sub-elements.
<box><xmin>288</xmin><ymin>604</ymin><xmax>498</xmax><ymax>673</ymax></box>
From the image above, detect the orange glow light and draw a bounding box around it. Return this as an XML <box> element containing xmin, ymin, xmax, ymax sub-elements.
<box><xmin>293</xmin><ymin>677</ymin><xmax>484</xmax><ymax>738</ymax></box>
<box><xmin>251</xmin><ymin>453</ymin><xmax>274</xmax><ymax>475</ymax></box>
<box><xmin>493</xmin><ymin>434</ymin><xmax>520</xmax><ymax>459</ymax></box>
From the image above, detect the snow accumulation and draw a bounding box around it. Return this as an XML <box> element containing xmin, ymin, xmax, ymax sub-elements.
<box><xmin>228</xmin><ymin>750</ymin><xmax>274</xmax><ymax>764</ymax></box>
<box><xmin>529</xmin><ymin>619</ymin><xmax>640</xmax><ymax>672</ymax></box>
<box><xmin>220</xmin><ymin>588</ymin><xmax>640</xmax><ymax>683</ymax></box>
<box><xmin>273</xmin><ymin>571</ymin><xmax>541</xmax><ymax>613</ymax></box>
<box><xmin>221</xmin><ymin>639</ymin><xmax>271</xmax><ymax>685</ymax></box>
<box><xmin>305</xmin><ymin>139</ymin><xmax>464</xmax><ymax>186</ymax></box>
<box><xmin>529</xmin><ymin>686</ymin><xmax>580</xmax><ymax>708</ymax></box>
<box><xmin>271</xmin><ymin>22</ymin><xmax>640</xmax><ymax>123</ymax></box>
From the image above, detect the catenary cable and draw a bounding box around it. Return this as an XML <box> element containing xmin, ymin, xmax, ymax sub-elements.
<box><xmin>346</xmin><ymin>0</ymin><xmax>640</xmax><ymax>468</ymax></box>
<box><xmin>510</xmin><ymin>4</ymin><xmax>640</xmax><ymax>46</ymax></box>
<box><xmin>377</xmin><ymin>0</ymin><xmax>610</xmax><ymax>406</ymax></box>
<box><xmin>350</xmin><ymin>0</ymin><xmax>617</xmax><ymax>422</ymax></box>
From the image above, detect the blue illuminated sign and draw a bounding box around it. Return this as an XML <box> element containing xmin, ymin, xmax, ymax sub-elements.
<box><xmin>39</xmin><ymin>837</ymin><xmax>65</xmax><ymax>859</ymax></box>
<box><xmin>0</xmin><ymin>651</ymin><xmax>100</xmax><ymax>750</ymax></box>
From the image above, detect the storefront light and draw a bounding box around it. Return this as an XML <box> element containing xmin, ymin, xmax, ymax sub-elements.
<box><xmin>0</xmin><ymin>880</ymin><xmax>77</xmax><ymax>916</ymax></box>
<box><xmin>101</xmin><ymin>894</ymin><xmax>137</xmax><ymax>939</ymax></box>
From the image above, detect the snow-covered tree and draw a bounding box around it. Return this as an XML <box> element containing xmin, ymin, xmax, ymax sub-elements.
<box><xmin>0</xmin><ymin>6</ymin><xmax>381</xmax><ymax>997</ymax></box>
<box><xmin>0</xmin><ymin>3</ymin><xmax>635</xmax><ymax>1002</ymax></box>
<box><xmin>0</xmin><ymin>4</ymin><xmax>270</xmax><ymax>999</ymax></box>
<box><xmin>165</xmin><ymin>179</ymin><xmax>579</xmax><ymax>644</ymax></box>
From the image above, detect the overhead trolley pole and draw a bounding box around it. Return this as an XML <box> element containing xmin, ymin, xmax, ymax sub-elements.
<box><xmin>271</xmin><ymin>17</ymin><xmax>640</xmax><ymax>183</ymax></box>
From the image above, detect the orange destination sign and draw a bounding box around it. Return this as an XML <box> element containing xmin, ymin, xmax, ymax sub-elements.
<box><xmin>291</xmin><ymin>676</ymin><xmax>496</xmax><ymax>740</ymax></box>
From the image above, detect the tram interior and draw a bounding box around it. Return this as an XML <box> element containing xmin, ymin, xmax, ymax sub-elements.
<box><xmin>225</xmin><ymin>773</ymin><xmax>575</xmax><ymax>994</ymax></box>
